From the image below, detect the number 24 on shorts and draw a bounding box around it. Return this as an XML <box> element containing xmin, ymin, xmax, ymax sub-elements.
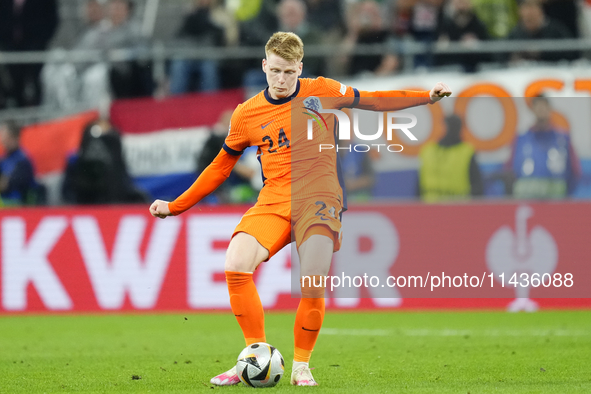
<box><xmin>315</xmin><ymin>201</ymin><xmax>339</xmax><ymax>221</ymax></box>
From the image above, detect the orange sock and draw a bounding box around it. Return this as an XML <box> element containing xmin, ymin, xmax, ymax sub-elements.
<box><xmin>294</xmin><ymin>275</ymin><xmax>326</xmax><ymax>363</ymax></box>
<box><xmin>226</xmin><ymin>271</ymin><xmax>266</xmax><ymax>346</ymax></box>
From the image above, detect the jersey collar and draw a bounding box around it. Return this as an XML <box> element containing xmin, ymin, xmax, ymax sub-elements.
<box><xmin>264</xmin><ymin>80</ymin><xmax>301</xmax><ymax>105</ymax></box>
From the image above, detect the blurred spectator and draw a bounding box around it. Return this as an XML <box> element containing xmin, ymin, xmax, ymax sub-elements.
<box><xmin>83</xmin><ymin>0</ymin><xmax>107</xmax><ymax>30</ymax></box>
<box><xmin>0</xmin><ymin>66</ymin><xmax>9</xmax><ymax>109</ymax></box>
<box><xmin>235</xmin><ymin>0</ymin><xmax>278</xmax><ymax>95</ymax></box>
<box><xmin>342</xmin><ymin>0</ymin><xmax>399</xmax><ymax>77</ymax></box>
<box><xmin>304</xmin><ymin>0</ymin><xmax>345</xmax><ymax>76</ymax></box>
<box><xmin>195</xmin><ymin>110</ymin><xmax>262</xmax><ymax>203</ymax></box>
<box><xmin>42</xmin><ymin>0</ymin><xmax>110</xmax><ymax>109</ymax></box>
<box><xmin>437</xmin><ymin>0</ymin><xmax>489</xmax><ymax>72</ymax></box>
<box><xmin>236</xmin><ymin>0</ymin><xmax>278</xmax><ymax>47</ymax></box>
<box><xmin>168</xmin><ymin>0</ymin><xmax>225</xmax><ymax>94</ymax></box>
<box><xmin>409</xmin><ymin>0</ymin><xmax>445</xmax><ymax>68</ymax></box>
<box><xmin>505</xmin><ymin>96</ymin><xmax>580</xmax><ymax>199</ymax></box>
<box><xmin>74</xmin><ymin>0</ymin><xmax>151</xmax><ymax>99</ymax></box>
<box><xmin>385</xmin><ymin>0</ymin><xmax>414</xmax><ymax>37</ymax></box>
<box><xmin>305</xmin><ymin>0</ymin><xmax>345</xmax><ymax>35</ymax></box>
<box><xmin>540</xmin><ymin>0</ymin><xmax>579</xmax><ymax>38</ymax></box>
<box><xmin>583</xmin><ymin>0</ymin><xmax>591</xmax><ymax>38</ymax></box>
<box><xmin>277</xmin><ymin>0</ymin><xmax>306</xmax><ymax>34</ymax></box>
<box><xmin>410</xmin><ymin>0</ymin><xmax>445</xmax><ymax>40</ymax></box>
<box><xmin>0</xmin><ymin>0</ymin><xmax>59</xmax><ymax>107</ymax></box>
<box><xmin>0</xmin><ymin>120</ymin><xmax>39</xmax><ymax>205</ymax></box>
<box><xmin>95</xmin><ymin>0</ymin><xmax>139</xmax><ymax>47</ymax></box>
<box><xmin>418</xmin><ymin>114</ymin><xmax>483</xmax><ymax>202</ymax></box>
<box><xmin>470</xmin><ymin>0</ymin><xmax>518</xmax><ymax>39</ymax></box>
<box><xmin>277</xmin><ymin>0</ymin><xmax>324</xmax><ymax>76</ymax></box>
<box><xmin>62</xmin><ymin>119</ymin><xmax>148</xmax><ymax>205</ymax></box>
<box><xmin>507</xmin><ymin>0</ymin><xmax>574</xmax><ymax>63</ymax></box>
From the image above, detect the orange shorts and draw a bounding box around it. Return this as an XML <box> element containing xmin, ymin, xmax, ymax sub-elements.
<box><xmin>233</xmin><ymin>197</ymin><xmax>343</xmax><ymax>260</ymax></box>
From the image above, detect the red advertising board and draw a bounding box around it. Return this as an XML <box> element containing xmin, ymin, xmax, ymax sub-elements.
<box><xmin>0</xmin><ymin>202</ymin><xmax>589</xmax><ymax>314</ymax></box>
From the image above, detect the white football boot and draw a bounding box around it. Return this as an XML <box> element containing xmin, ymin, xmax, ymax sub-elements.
<box><xmin>291</xmin><ymin>364</ymin><xmax>318</xmax><ymax>386</ymax></box>
<box><xmin>210</xmin><ymin>365</ymin><xmax>240</xmax><ymax>386</ymax></box>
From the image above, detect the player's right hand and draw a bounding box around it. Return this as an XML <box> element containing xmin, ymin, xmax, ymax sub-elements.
<box><xmin>149</xmin><ymin>199</ymin><xmax>172</xmax><ymax>219</ymax></box>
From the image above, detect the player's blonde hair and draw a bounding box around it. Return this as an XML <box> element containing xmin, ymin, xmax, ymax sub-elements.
<box><xmin>265</xmin><ymin>32</ymin><xmax>304</xmax><ymax>62</ymax></box>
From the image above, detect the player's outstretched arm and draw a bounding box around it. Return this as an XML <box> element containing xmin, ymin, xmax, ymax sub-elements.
<box><xmin>355</xmin><ymin>82</ymin><xmax>452</xmax><ymax>112</ymax></box>
<box><xmin>148</xmin><ymin>149</ymin><xmax>241</xmax><ymax>218</ymax></box>
<box><xmin>150</xmin><ymin>199</ymin><xmax>172</xmax><ymax>219</ymax></box>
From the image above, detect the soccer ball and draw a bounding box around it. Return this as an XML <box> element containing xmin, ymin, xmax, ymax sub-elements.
<box><xmin>236</xmin><ymin>342</ymin><xmax>284</xmax><ymax>388</ymax></box>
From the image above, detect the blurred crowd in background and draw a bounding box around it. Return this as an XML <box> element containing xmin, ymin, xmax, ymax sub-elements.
<box><xmin>0</xmin><ymin>0</ymin><xmax>587</xmax><ymax>108</ymax></box>
<box><xmin>0</xmin><ymin>0</ymin><xmax>588</xmax><ymax>207</ymax></box>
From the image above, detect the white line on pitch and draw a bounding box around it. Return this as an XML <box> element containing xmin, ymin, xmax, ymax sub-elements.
<box><xmin>321</xmin><ymin>328</ymin><xmax>392</xmax><ymax>336</ymax></box>
<box><xmin>321</xmin><ymin>328</ymin><xmax>589</xmax><ymax>337</ymax></box>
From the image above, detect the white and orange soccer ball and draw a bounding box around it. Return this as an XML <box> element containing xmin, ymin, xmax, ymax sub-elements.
<box><xmin>236</xmin><ymin>342</ymin><xmax>285</xmax><ymax>388</ymax></box>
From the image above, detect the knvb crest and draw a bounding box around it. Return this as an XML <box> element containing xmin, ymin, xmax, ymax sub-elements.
<box><xmin>303</xmin><ymin>96</ymin><xmax>322</xmax><ymax>112</ymax></box>
<box><xmin>303</xmin><ymin>96</ymin><xmax>328</xmax><ymax>132</ymax></box>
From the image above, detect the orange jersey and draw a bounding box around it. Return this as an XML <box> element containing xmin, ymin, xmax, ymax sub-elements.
<box><xmin>169</xmin><ymin>77</ymin><xmax>431</xmax><ymax>215</ymax></box>
<box><xmin>224</xmin><ymin>77</ymin><xmax>351</xmax><ymax>205</ymax></box>
<box><xmin>224</xmin><ymin>77</ymin><xmax>431</xmax><ymax>206</ymax></box>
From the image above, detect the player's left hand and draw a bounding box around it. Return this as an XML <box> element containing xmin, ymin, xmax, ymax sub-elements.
<box><xmin>150</xmin><ymin>199</ymin><xmax>172</xmax><ymax>219</ymax></box>
<box><xmin>430</xmin><ymin>82</ymin><xmax>452</xmax><ymax>102</ymax></box>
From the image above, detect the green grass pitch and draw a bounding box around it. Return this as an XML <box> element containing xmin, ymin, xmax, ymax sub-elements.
<box><xmin>1</xmin><ymin>310</ymin><xmax>590</xmax><ymax>393</ymax></box>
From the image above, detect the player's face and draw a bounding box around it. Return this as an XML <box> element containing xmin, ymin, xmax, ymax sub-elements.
<box><xmin>263</xmin><ymin>54</ymin><xmax>303</xmax><ymax>100</ymax></box>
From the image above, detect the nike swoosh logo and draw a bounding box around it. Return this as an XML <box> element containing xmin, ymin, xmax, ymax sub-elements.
<box><xmin>302</xmin><ymin>327</ymin><xmax>319</xmax><ymax>332</ymax></box>
<box><xmin>261</xmin><ymin>121</ymin><xmax>273</xmax><ymax>129</ymax></box>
